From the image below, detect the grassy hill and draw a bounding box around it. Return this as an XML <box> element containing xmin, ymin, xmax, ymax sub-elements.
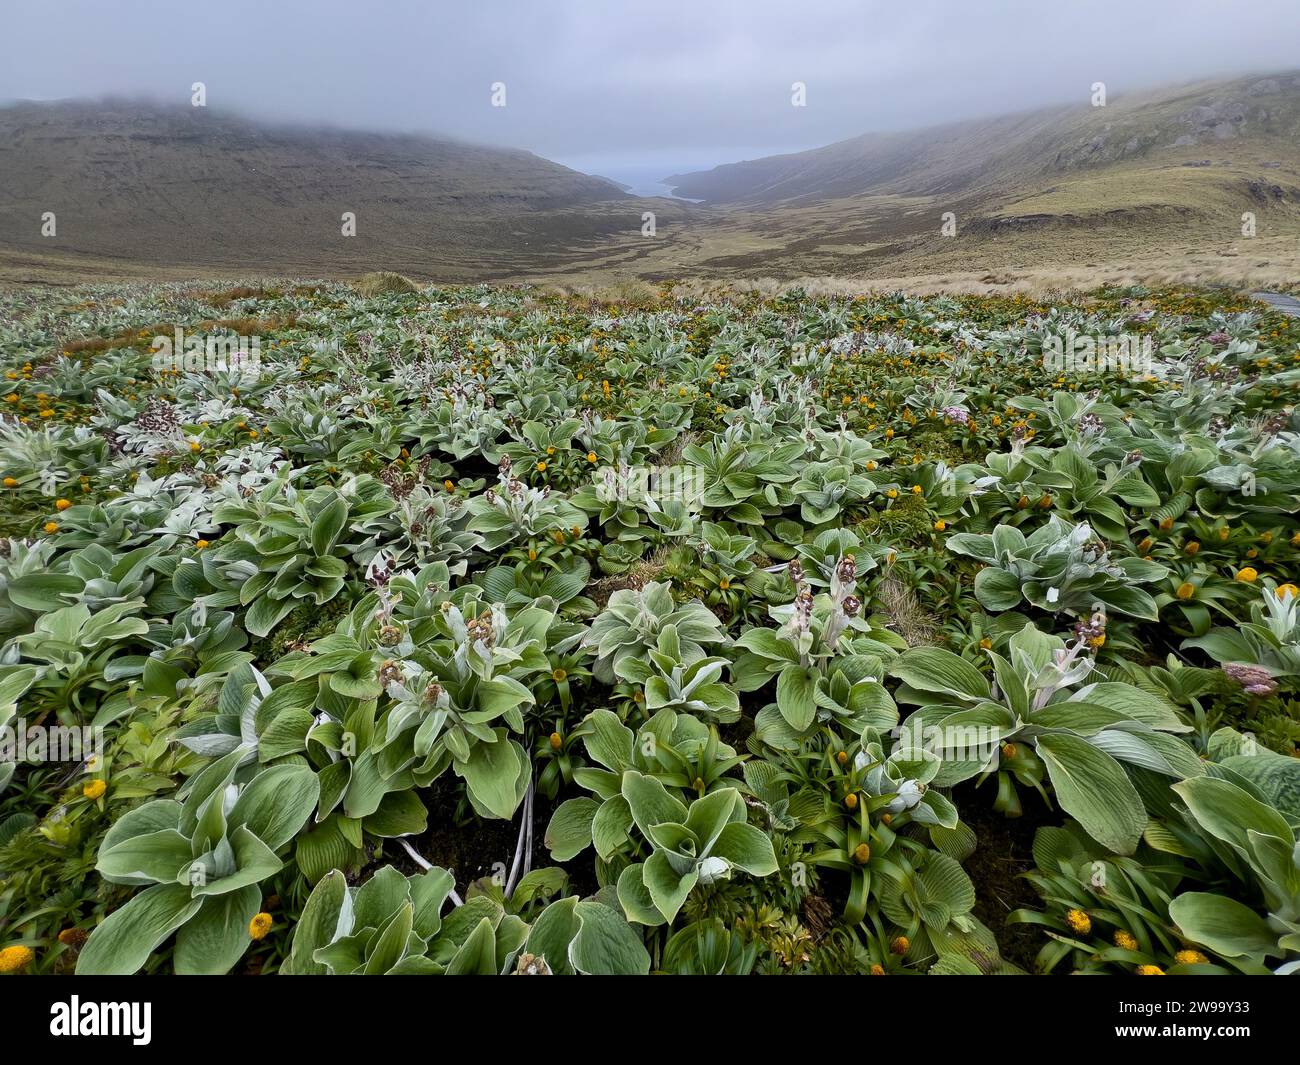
<box><xmin>3</xmin><ymin>74</ymin><xmax>1300</xmax><ymax>291</ymax></box>
<box><xmin>0</xmin><ymin>100</ymin><xmax>694</xmax><ymax>283</ymax></box>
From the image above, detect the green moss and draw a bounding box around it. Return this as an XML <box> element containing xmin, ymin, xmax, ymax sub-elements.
<box><xmin>852</xmin><ymin>492</ymin><xmax>933</xmax><ymax>546</ymax></box>
<box><xmin>896</xmin><ymin>428</ymin><xmax>969</xmax><ymax>467</ymax></box>
<box><xmin>247</xmin><ymin>596</ymin><xmax>353</xmax><ymax>665</ymax></box>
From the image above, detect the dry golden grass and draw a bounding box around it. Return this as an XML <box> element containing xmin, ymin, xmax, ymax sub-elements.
<box><xmin>353</xmin><ymin>271</ymin><xmax>420</xmax><ymax>296</ymax></box>
<box><xmin>877</xmin><ymin>573</ymin><xmax>940</xmax><ymax>648</ymax></box>
<box><xmin>585</xmin><ymin>549</ymin><xmax>670</xmax><ymax>609</ymax></box>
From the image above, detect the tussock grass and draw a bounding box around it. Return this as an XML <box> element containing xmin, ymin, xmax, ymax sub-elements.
<box><xmin>878</xmin><ymin>573</ymin><xmax>940</xmax><ymax>648</ymax></box>
<box><xmin>354</xmin><ymin>271</ymin><xmax>420</xmax><ymax>296</ymax></box>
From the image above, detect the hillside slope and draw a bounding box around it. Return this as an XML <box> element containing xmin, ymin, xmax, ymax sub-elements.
<box><xmin>643</xmin><ymin>72</ymin><xmax>1300</xmax><ymax>285</ymax></box>
<box><xmin>667</xmin><ymin>72</ymin><xmax>1300</xmax><ymax>206</ymax></box>
<box><xmin>0</xmin><ymin>100</ymin><xmax>685</xmax><ymax>281</ymax></box>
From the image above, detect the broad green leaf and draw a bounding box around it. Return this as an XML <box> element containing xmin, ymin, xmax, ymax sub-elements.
<box><xmin>1036</xmin><ymin>733</ymin><xmax>1146</xmax><ymax>855</ymax></box>
<box><xmin>76</xmin><ymin>883</ymin><xmax>204</xmax><ymax>975</ymax></box>
<box><xmin>889</xmin><ymin>648</ymin><xmax>991</xmax><ymax>702</ymax></box>
<box><xmin>1169</xmin><ymin>892</ymin><xmax>1278</xmax><ymax>960</ymax></box>
<box><xmin>775</xmin><ymin>664</ymin><xmax>818</xmax><ymax>731</ymax></box>
<box><xmin>173</xmin><ymin>886</ymin><xmax>261</xmax><ymax>975</ymax></box>
<box><xmin>282</xmin><ymin>870</ymin><xmax>348</xmax><ymax>975</ymax></box>
<box><xmin>544</xmin><ymin>797</ymin><xmax>600</xmax><ymax>861</ymax></box>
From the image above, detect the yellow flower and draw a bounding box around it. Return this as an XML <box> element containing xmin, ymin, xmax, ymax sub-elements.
<box><xmin>549</xmin><ymin>732</ymin><xmax>562</xmax><ymax>750</ymax></box>
<box><xmin>55</xmin><ymin>498</ymin><xmax>71</xmax><ymax>510</ymax></box>
<box><xmin>248</xmin><ymin>912</ymin><xmax>273</xmax><ymax>941</ymax></box>
<box><xmin>545</xmin><ymin>446</ymin><xmax>555</xmax><ymax>456</ymax></box>
<box><xmin>1184</xmin><ymin>541</ymin><xmax>1200</xmax><ymax>555</ymax></box>
<box><xmin>889</xmin><ymin>936</ymin><xmax>909</xmax><ymax>955</ymax></box>
<box><xmin>1277</xmin><ymin>583</ymin><xmax>1299</xmax><ymax>600</ymax></box>
<box><xmin>444</xmin><ymin>479</ymin><xmax>455</xmax><ymax>492</ymax></box>
<box><xmin>884</xmin><ymin>428</ymin><xmax>894</xmax><ymax>439</ymax></box>
<box><xmin>886</xmin><ymin>488</ymin><xmax>898</xmax><ymax>499</ymax></box>
<box><xmin>933</xmin><ymin>520</ymin><xmax>946</xmax><ymax>531</ymax></box>
<box><xmin>911</xmin><ymin>485</ymin><xmax>922</xmax><ymax>495</ymax></box>
<box><xmin>190</xmin><ymin>441</ymin><xmax>201</xmax><ymax>452</ymax></box>
<box><xmin>1113</xmin><ymin>929</ymin><xmax>1138</xmax><ymax>951</ymax></box>
<box><xmin>195</xmin><ymin>539</ymin><xmax>210</xmax><ymax>550</ymax></box>
<box><xmin>83</xmin><ymin>779</ymin><xmax>107</xmax><ymax>800</ymax></box>
<box><xmin>551</xmin><ymin>668</ymin><xmax>567</xmax><ymax>682</ymax></box>
<box><xmin>979</xmin><ymin>637</ymin><xmax>992</xmax><ymax>649</ymax></box>
<box><xmin>1136</xmin><ymin>964</ymin><xmax>1165</xmax><ymax>975</ymax></box>
<box><xmin>870</xmin><ymin>963</ymin><xmax>886</xmax><ymax>975</ymax></box>
<box><xmin>1235</xmin><ymin>567</ymin><xmax>1258</xmax><ymax>583</ymax></box>
<box><xmin>2</xmin><ymin>477</ymin><xmax>16</xmax><ymax>487</ymax></box>
<box><xmin>1065</xmin><ymin>908</ymin><xmax>1091</xmax><ymax>934</ymax></box>
<box><xmin>1174</xmin><ymin>949</ymin><xmax>1208</xmax><ymax>965</ymax></box>
<box><xmin>586</xmin><ymin>451</ymin><xmax>597</xmax><ymax>463</ymax></box>
<box><xmin>1176</xmin><ymin>582</ymin><xmax>1195</xmax><ymax>600</ymax></box>
<box><xmin>853</xmin><ymin>843</ymin><xmax>871</xmax><ymax>864</ymax></box>
<box><xmin>536</xmin><ymin>461</ymin><xmax>547</xmax><ymax>472</ymax></box>
<box><xmin>43</xmin><ymin>521</ymin><xmax>59</xmax><ymax>534</ymax></box>
<box><xmin>718</xmin><ymin>578</ymin><xmax>731</xmax><ymax>591</ymax></box>
<box><xmin>0</xmin><ymin>945</ymin><xmax>35</xmax><ymax>973</ymax></box>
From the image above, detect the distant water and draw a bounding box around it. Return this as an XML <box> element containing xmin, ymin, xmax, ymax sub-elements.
<box><xmin>582</xmin><ymin>165</ymin><xmax>706</xmax><ymax>202</ymax></box>
<box><xmin>622</xmin><ymin>178</ymin><xmax>704</xmax><ymax>202</ymax></box>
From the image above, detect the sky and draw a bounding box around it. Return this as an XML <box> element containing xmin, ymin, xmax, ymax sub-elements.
<box><xmin>4</xmin><ymin>0</ymin><xmax>1299</xmax><ymax>191</ymax></box>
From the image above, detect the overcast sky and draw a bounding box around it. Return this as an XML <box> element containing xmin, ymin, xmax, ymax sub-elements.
<box><xmin>4</xmin><ymin>0</ymin><xmax>1299</xmax><ymax>189</ymax></box>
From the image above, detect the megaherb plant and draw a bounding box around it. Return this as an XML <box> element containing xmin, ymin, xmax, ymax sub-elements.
<box><xmin>77</xmin><ymin>760</ymin><xmax>319</xmax><ymax>974</ymax></box>
<box><xmin>582</xmin><ymin>580</ymin><xmax>728</xmax><ymax>685</ymax></box>
<box><xmin>945</xmin><ymin>517</ymin><xmax>1168</xmax><ymax>619</ymax></box>
<box><xmin>1162</xmin><ymin>776</ymin><xmax>1300</xmax><ymax>973</ymax></box>
<box><xmin>544</xmin><ymin>708</ymin><xmax>748</xmax><ymax>865</ymax></box>
<box><xmin>889</xmin><ymin>621</ymin><xmax>1199</xmax><ymax>851</ymax></box>
<box><xmin>283</xmin><ymin>865</ymin><xmax>649</xmax><ymax>975</ymax></box>
<box><xmin>614</xmin><ymin>773</ymin><xmax>778</xmax><ymax>926</ymax></box>
<box><xmin>3</xmin><ymin>279</ymin><xmax>1299</xmax><ymax>979</ymax></box>
<box><xmin>734</xmin><ymin>551</ymin><xmax>904</xmax><ymax>747</ymax></box>
<box><xmin>209</xmin><ymin>474</ymin><xmax>390</xmax><ymax>637</ymax></box>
